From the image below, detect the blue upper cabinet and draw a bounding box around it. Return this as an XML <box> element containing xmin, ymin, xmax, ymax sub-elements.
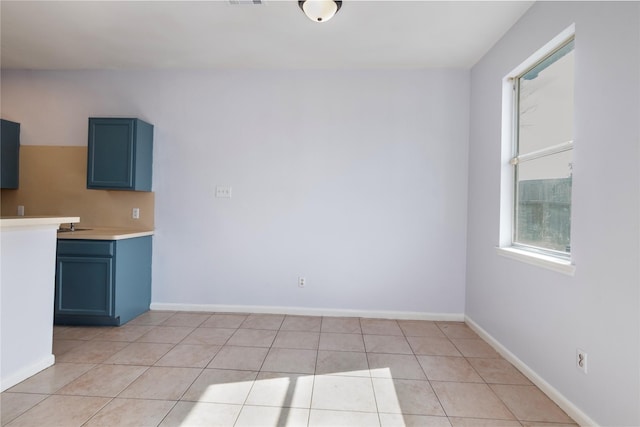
<box><xmin>87</xmin><ymin>118</ymin><xmax>153</xmax><ymax>191</ymax></box>
<box><xmin>1</xmin><ymin>119</ymin><xmax>20</xmax><ymax>189</ymax></box>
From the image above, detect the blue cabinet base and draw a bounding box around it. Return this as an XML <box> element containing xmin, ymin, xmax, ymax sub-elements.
<box><xmin>54</xmin><ymin>314</ymin><xmax>124</xmax><ymax>327</ymax></box>
<box><xmin>55</xmin><ymin>236</ymin><xmax>152</xmax><ymax>327</ymax></box>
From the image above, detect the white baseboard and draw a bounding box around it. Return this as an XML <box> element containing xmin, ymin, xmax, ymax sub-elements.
<box><xmin>150</xmin><ymin>302</ymin><xmax>464</xmax><ymax>322</ymax></box>
<box><xmin>465</xmin><ymin>316</ymin><xmax>598</xmax><ymax>427</ymax></box>
<box><xmin>1</xmin><ymin>354</ymin><xmax>55</xmax><ymax>392</ymax></box>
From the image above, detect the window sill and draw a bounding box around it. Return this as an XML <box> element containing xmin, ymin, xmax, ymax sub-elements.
<box><xmin>495</xmin><ymin>246</ymin><xmax>575</xmax><ymax>276</ymax></box>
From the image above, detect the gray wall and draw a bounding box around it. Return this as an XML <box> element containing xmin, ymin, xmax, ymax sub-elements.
<box><xmin>466</xmin><ymin>2</ymin><xmax>640</xmax><ymax>425</ymax></box>
<box><xmin>1</xmin><ymin>69</ymin><xmax>470</xmax><ymax>316</ymax></box>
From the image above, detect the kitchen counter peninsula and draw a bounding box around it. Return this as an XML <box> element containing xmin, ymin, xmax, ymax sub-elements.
<box><xmin>0</xmin><ymin>215</ymin><xmax>80</xmax><ymax>391</ymax></box>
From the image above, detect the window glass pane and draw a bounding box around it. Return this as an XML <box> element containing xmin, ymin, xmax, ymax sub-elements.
<box><xmin>518</xmin><ymin>42</ymin><xmax>574</xmax><ymax>155</ymax></box>
<box><xmin>515</xmin><ymin>150</ymin><xmax>572</xmax><ymax>253</ymax></box>
<box><xmin>513</xmin><ymin>38</ymin><xmax>574</xmax><ymax>257</ymax></box>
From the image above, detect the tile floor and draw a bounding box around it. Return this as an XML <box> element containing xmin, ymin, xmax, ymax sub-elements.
<box><xmin>1</xmin><ymin>312</ymin><xmax>578</xmax><ymax>427</ymax></box>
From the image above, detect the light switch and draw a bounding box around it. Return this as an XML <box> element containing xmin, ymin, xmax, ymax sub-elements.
<box><xmin>216</xmin><ymin>186</ymin><xmax>232</xmax><ymax>198</ymax></box>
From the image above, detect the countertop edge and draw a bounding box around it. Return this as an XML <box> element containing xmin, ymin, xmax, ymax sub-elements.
<box><xmin>1</xmin><ymin>216</ymin><xmax>81</xmax><ymax>229</ymax></box>
<box><xmin>57</xmin><ymin>229</ymin><xmax>154</xmax><ymax>241</ymax></box>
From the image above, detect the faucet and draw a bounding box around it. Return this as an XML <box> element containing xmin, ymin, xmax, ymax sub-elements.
<box><xmin>69</xmin><ymin>223</ymin><xmax>75</xmax><ymax>232</ymax></box>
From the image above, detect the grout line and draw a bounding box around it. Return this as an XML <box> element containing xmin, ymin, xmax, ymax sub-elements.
<box><xmin>78</xmin><ymin>395</ymin><xmax>114</xmax><ymax>427</ymax></box>
<box><xmin>156</xmin><ymin>400</ymin><xmax>181</xmax><ymax>427</ymax></box>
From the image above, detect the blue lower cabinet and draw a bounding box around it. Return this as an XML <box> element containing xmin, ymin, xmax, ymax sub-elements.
<box><xmin>54</xmin><ymin>236</ymin><xmax>151</xmax><ymax>326</ymax></box>
<box><xmin>56</xmin><ymin>256</ymin><xmax>114</xmax><ymax>318</ymax></box>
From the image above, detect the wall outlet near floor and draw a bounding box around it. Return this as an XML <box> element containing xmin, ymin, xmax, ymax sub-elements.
<box><xmin>17</xmin><ymin>205</ymin><xmax>24</xmax><ymax>216</ymax></box>
<box><xmin>132</xmin><ymin>208</ymin><xmax>140</xmax><ymax>219</ymax></box>
<box><xmin>576</xmin><ymin>349</ymin><xmax>588</xmax><ymax>374</ymax></box>
<box><xmin>298</xmin><ymin>277</ymin><xmax>306</xmax><ymax>288</ymax></box>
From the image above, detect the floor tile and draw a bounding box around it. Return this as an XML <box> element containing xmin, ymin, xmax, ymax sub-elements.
<box><xmin>449</xmin><ymin>418</ymin><xmax>522</xmax><ymax>427</ymax></box>
<box><xmin>6</xmin><ymin>395</ymin><xmax>110</xmax><ymax>427</ymax></box>
<box><xmin>467</xmin><ymin>358</ymin><xmax>531</xmax><ymax>385</ymax></box>
<box><xmin>406</xmin><ymin>336</ymin><xmax>462</xmax><ymax>356</ymax></box>
<box><xmin>119</xmin><ymin>366</ymin><xmax>202</xmax><ymax>400</ymax></box>
<box><xmin>520</xmin><ymin>422</ymin><xmax>578</xmax><ymax>427</ymax></box>
<box><xmin>91</xmin><ymin>325</ymin><xmax>154</xmax><ymax>342</ymax></box>
<box><xmin>367</xmin><ymin>353</ymin><xmax>426</xmax><ymax>380</ymax></box>
<box><xmin>318</xmin><ymin>332</ymin><xmax>365</xmax><ymax>352</ymax></box>
<box><xmin>281</xmin><ymin>315</ymin><xmax>322</xmax><ymax>332</ymax></box>
<box><xmin>52</xmin><ymin>325</ymin><xmax>69</xmax><ymax>334</ymax></box>
<box><xmin>240</xmin><ymin>314</ymin><xmax>284</xmax><ymax>330</ymax></box>
<box><xmin>379</xmin><ymin>413</ymin><xmax>452</xmax><ymax>427</ymax></box>
<box><xmin>136</xmin><ymin>326</ymin><xmax>195</xmax><ymax>344</ymax></box>
<box><xmin>53</xmin><ymin>326</ymin><xmax>105</xmax><ymax>341</ymax></box>
<box><xmin>316</xmin><ymin>350</ymin><xmax>369</xmax><ymax>377</ymax></box>
<box><xmin>207</xmin><ymin>346</ymin><xmax>269</xmax><ymax>371</ymax></box>
<box><xmin>0</xmin><ymin>393</ymin><xmax>48</xmax><ymax>426</ymax></box>
<box><xmin>227</xmin><ymin>328</ymin><xmax>278</xmax><ymax>347</ymax></box>
<box><xmin>56</xmin><ymin>340</ymin><xmax>129</xmax><ymax>364</ymax></box>
<box><xmin>245</xmin><ymin>371</ymin><xmax>314</xmax><ymax>408</ymax></box>
<box><xmin>437</xmin><ymin>322</ymin><xmax>479</xmax><ymax>339</ymax></box>
<box><xmin>84</xmin><ymin>398</ymin><xmax>176</xmax><ymax>427</ymax></box>
<box><xmin>309</xmin><ymin>409</ymin><xmax>380</xmax><ymax>426</ymax></box>
<box><xmin>364</xmin><ymin>334</ymin><xmax>413</xmax><ymax>354</ymax></box>
<box><xmin>372</xmin><ymin>378</ymin><xmax>445</xmax><ymax>416</ymax></box>
<box><xmin>321</xmin><ymin>317</ymin><xmax>362</xmax><ymax>334</ymax></box>
<box><xmin>491</xmin><ymin>384</ymin><xmax>574</xmax><ymax>423</ymax></box>
<box><xmin>262</xmin><ymin>348</ymin><xmax>317</xmax><ymax>374</ymax></box>
<box><xmin>417</xmin><ymin>355</ymin><xmax>483</xmax><ymax>382</ymax></box>
<box><xmin>158</xmin><ymin>401</ymin><xmax>242</xmax><ymax>427</ymax></box>
<box><xmin>273</xmin><ymin>331</ymin><xmax>320</xmax><ymax>350</ymax></box>
<box><xmin>55</xmin><ymin>364</ymin><xmax>147</xmax><ymax>397</ymax></box>
<box><xmin>431</xmin><ymin>382</ymin><xmax>515</xmax><ymax>420</ymax></box>
<box><xmin>3</xmin><ymin>312</ymin><xmax>580</xmax><ymax>427</ymax></box>
<box><xmin>128</xmin><ymin>311</ymin><xmax>176</xmax><ymax>326</ymax></box>
<box><xmin>161</xmin><ymin>312</ymin><xmax>211</xmax><ymax>327</ymax></box>
<box><xmin>200</xmin><ymin>314</ymin><xmax>247</xmax><ymax>329</ymax></box>
<box><xmin>103</xmin><ymin>342</ymin><xmax>174</xmax><ymax>365</ymax></box>
<box><xmin>52</xmin><ymin>339</ymin><xmax>85</xmax><ymax>356</ymax></box>
<box><xmin>311</xmin><ymin>375</ymin><xmax>377</xmax><ymax>412</ymax></box>
<box><xmin>181</xmin><ymin>369</ymin><xmax>257</xmax><ymax>404</ymax></box>
<box><xmin>235</xmin><ymin>405</ymin><xmax>309</xmax><ymax>427</ymax></box>
<box><xmin>451</xmin><ymin>338</ymin><xmax>500</xmax><ymax>358</ymax></box>
<box><xmin>398</xmin><ymin>320</ymin><xmax>446</xmax><ymax>338</ymax></box>
<box><xmin>361</xmin><ymin>318</ymin><xmax>403</xmax><ymax>335</ymax></box>
<box><xmin>8</xmin><ymin>363</ymin><xmax>95</xmax><ymax>394</ymax></box>
<box><xmin>155</xmin><ymin>344</ymin><xmax>221</xmax><ymax>368</ymax></box>
<box><xmin>181</xmin><ymin>327</ymin><xmax>235</xmax><ymax>345</ymax></box>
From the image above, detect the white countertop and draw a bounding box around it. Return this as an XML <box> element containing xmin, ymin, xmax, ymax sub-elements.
<box><xmin>56</xmin><ymin>227</ymin><xmax>154</xmax><ymax>240</ymax></box>
<box><xmin>0</xmin><ymin>216</ymin><xmax>81</xmax><ymax>229</ymax></box>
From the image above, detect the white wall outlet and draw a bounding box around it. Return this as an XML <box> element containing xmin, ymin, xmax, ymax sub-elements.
<box><xmin>132</xmin><ymin>208</ymin><xmax>140</xmax><ymax>219</ymax></box>
<box><xmin>298</xmin><ymin>277</ymin><xmax>306</xmax><ymax>288</ymax></box>
<box><xmin>17</xmin><ymin>205</ymin><xmax>24</xmax><ymax>216</ymax></box>
<box><xmin>576</xmin><ymin>348</ymin><xmax>588</xmax><ymax>374</ymax></box>
<box><xmin>216</xmin><ymin>186</ymin><xmax>232</xmax><ymax>198</ymax></box>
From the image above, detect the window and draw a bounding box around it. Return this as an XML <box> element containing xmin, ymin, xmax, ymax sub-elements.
<box><xmin>499</xmin><ymin>28</ymin><xmax>575</xmax><ymax>271</ymax></box>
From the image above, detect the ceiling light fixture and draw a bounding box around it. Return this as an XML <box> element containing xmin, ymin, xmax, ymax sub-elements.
<box><xmin>298</xmin><ymin>0</ymin><xmax>342</xmax><ymax>23</ymax></box>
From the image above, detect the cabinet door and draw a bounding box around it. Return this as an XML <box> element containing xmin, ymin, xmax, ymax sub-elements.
<box><xmin>1</xmin><ymin>119</ymin><xmax>20</xmax><ymax>189</ymax></box>
<box><xmin>55</xmin><ymin>256</ymin><xmax>114</xmax><ymax>317</ymax></box>
<box><xmin>87</xmin><ymin>118</ymin><xmax>135</xmax><ymax>189</ymax></box>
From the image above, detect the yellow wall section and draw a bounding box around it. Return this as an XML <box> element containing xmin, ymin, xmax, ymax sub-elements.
<box><xmin>0</xmin><ymin>146</ymin><xmax>154</xmax><ymax>229</ymax></box>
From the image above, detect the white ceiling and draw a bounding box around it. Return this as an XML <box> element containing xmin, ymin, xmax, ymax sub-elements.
<box><xmin>0</xmin><ymin>1</ymin><xmax>533</xmax><ymax>70</ymax></box>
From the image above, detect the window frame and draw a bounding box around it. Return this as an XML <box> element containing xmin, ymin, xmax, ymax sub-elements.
<box><xmin>497</xmin><ymin>25</ymin><xmax>576</xmax><ymax>275</ymax></box>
